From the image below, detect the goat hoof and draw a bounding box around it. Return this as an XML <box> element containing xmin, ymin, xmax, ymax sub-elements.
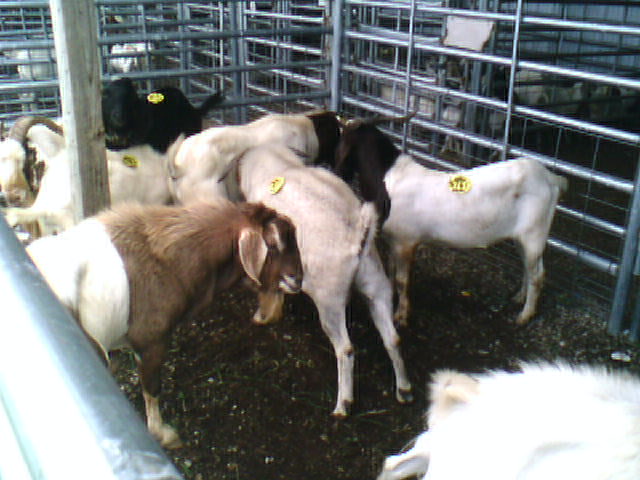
<box><xmin>393</xmin><ymin>312</ymin><xmax>408</xmax><ymax>328</ymax></box>
<box><xmin>156</xmin><ymin>425</ymin><xmax>183</xmax><ymax>449</ymax></box>
<box><xmin>397</xmin><ymin>387</ymin><xmax>414</xmax><ymax>404</ymax></box>
<box><xmin>511</xmin><ymin>291</ymin><xmax>526</xmax><ymax>304</ymax></box>
<box><xmin>252</xmin><ymin>310</ymin><xmax>270</xmax><ymax>325</ymax></box>
<box><xmin>331</xmin><ymin>400</ymin><xmax>352</xmax><ymax>418</ymax></box>
<box><xmin>515</xmin><ymin>312</ymin><xmax>533</xmax><ymax>326</ymax></box>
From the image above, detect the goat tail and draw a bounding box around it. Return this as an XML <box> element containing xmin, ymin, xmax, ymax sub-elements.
<box><xmin>554</xmin><ymin>174</ymin><xmax>569</xmax><ymax>196</ymax></box>
<box><xmin>356</xmin><ymin>201</ymin><xmax>379</xmax><ymax>258</ymax></box>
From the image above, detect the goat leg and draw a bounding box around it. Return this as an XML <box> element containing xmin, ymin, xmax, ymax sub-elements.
<box><xmin>356</xmin><ymin>246</ymin><xmax>413</xmax><ymax>404</ymax></box>
<box><xmin>136</xmin><ymin>345</ymin><xmax>182</xmax><ymax>449</ymax></box>
<box><xmin>391</xmin><ymin>242</ymin><xmax>418</xmax><ymax>327</ymax></box>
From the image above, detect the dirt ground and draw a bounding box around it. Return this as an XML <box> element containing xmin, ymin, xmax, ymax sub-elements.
<box><xmin>113</xmin><ymin>242</ymin><xmax>640</xmax><ymax>480</ymax></box>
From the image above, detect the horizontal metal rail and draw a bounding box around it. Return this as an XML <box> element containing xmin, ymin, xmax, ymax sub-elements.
<box><xmin>343</xmin><ymin>62</ymin><xmax>640</xmax><ymax>147</ymax></box>
<box><xmin>347</xmin><ymin>1</ymin><xmax>640</xmax><ymax>36</ymax></box>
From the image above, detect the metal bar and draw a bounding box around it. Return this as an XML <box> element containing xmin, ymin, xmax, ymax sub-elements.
<box><xmin>0</xmin><ymin>217</ymin><xmax>183</xmax><ymax>479</ymax></box>
<box><xmin>401</xmin><ymin>0</ymin><xmax>417</xmax><ymax>151</ymax></box>
<box><xmin>348</xmin><ymin>26</ymin><xmax>640</xmax><ymax>92</ymax></box>
<box><xmin>501</xmin><ymin>0</ymin><xmax>524</xmax><ymax>160</ymax></box>
<box><xmin>608</xmin><ymin>152</ymin><xmax>640</xmax><ymax>334</ymax></box>
<box><xmin>342</xmin><ymin>63</ymin><xmax>640</xmax><ymax>147</ymax></box>
<box><xmin>244</xmin><ymin>10</ymin><xmax>323</xmax><ymax>24</ymax></box>
<box><xmin>346</xmin><ymin>1</ymin><xmax>640</xmax><ymax>36</ymax></box>
<box><xmin>230</xmin><ymin>1</ymin><xmax>246</xmax><ymax>124</ymax></box>
<box><xmin>330</xmin><ymin>0</ymin><xmax>345</xmax><ymax>112</ymax></box>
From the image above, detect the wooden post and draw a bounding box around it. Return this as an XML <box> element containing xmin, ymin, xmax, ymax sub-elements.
<box><xmin>49</xmin><ymin>0</ymin><xmax>110</xmax><ymax>223</ymax></box>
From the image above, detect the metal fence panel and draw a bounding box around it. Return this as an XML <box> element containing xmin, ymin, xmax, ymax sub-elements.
<box><xmin>0</xmin><ymin>0</ymin><xmax>639</xmax><ymax>342</ymax></box>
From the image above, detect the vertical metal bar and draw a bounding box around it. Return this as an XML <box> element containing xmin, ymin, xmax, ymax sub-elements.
<box><xmin>401</xmin><ymin>0</ymin><xmax>417</xmax><ymax>151</ymax></box>
<box><xmin>230</xmin><ymin>1</ymin><xmax>247</xmax><ymax>123</ymax></box>
<box><xmin>330</xmin><ymin>0</ymin><xmax>344</xmax><ymax>112</ymax></box>
<box><xmin>609</xmin><ymin>152</ymin><xmax>640</xmax><ymax>335</ymax></box>
<box><xmin>177</xmin><ymin>1</ymin><xmax>189</xmax><ymax>94</ymax></box>
<box><xmin>500</xmin><ymin>0</ymin><xmax>524</xmax><ymax>161</ymax></box>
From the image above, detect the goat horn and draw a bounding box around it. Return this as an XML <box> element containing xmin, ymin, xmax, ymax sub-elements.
<box><xmin>344</xmin><ymin>111</ymin><xmax>417</xmax><ymax>130</ymax></box>
<box><xmin>8</xmin><ymin>116</ymin><xmax>63</xmax><ymax>145</ymax></box>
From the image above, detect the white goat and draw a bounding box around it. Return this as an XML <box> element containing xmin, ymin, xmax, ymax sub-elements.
<box><xmin>333</xmin><ymin>122</ymin><xmax>567</xmax><ymax>325</ymax></box>
<box><xmin>108</xmin><ymin>42</ymin><xmax>150</xmax><ymax>73</ymax></box>
<box><xmin>169</xmin><ymin>111</ymin><xmax>341</xmax><ymax>203</ymax></box>
<box><xmin>5</xmin><ymin>47</ymin><xmax>57</xmax><ymax>112</ymax></box>
<box><xmin>3</xmin><ymin>122</ymin><xmax>180</xmax><ymax>237</ymax></box>
<box><xmin>377</xmin><ymin>363</ymin><xmax>640</xmax><ymax>480</ymax></box>
<box><xmin>173</xmin><ymin>141</ymin><xmax>413</xmax><ymax>416</ymax></box>
<box><xmin>0</xmin><ymin>116</ymin><xmax>60</xmax><ymax>206</ymax></box>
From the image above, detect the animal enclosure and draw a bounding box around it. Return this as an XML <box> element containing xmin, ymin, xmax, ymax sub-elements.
<box><xmin>3</xmin><ymin>2</ymin><xmax>640</xmax><ymax>479</ymax></box>
<box><xmin>2</xmin><ymin>0</ymin><xmax>640</xmax><ymax>335</ymax></box>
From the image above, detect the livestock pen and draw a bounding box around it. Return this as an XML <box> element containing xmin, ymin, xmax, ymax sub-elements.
<box><xmin>1</xmin><ymin>1</ymin><xmax>640</xmax><ymax>479</ymax></box>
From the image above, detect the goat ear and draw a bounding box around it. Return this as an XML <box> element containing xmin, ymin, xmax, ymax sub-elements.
<box><xmin>27</xmin><ymin>124</ymin><xmax>65</xmax><ymax>160</ymax></box>
<box><xmin>431</xmin><ymin>370</ymin><xmax>479</xmax><ymax>405</ymax></box>
<box><xmin>238</xmin><ymin>228</ymin><xmax>268</xmax><ymax>286</ymax></box>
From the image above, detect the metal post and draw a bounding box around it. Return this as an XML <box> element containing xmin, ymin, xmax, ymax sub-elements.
<box><xmin>501</xmin><ymin>0</ymin><xmax>524</xmax><ymax>161</ymax></box>
<box><xmin>401</xmin><ymin>0</ymin><xmax>417</xmax><ymax>151</ymax></box>
<box><xmin>609</xmin><ymin>152</ymin><xmax>640</xmax><ymax>335</ymax></box>
<box><xmin>230</xmin><ymin>1</ymin><xmax>247</xmax><ymax>124</ymax></box>
<box><xmin>329</xmin><ymin>0</ymin><xmax>344</xmax><ymax>112</ymax></box>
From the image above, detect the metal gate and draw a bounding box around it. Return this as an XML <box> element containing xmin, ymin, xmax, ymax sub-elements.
<box><xmin>1</xmin><ymin>0</ymin><xmax>640</xmax><ymax>338</ymax></box>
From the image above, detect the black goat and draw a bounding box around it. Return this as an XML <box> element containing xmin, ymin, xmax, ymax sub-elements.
<box><xmin>102</xmin><ymin>77</ymin><xmax>224</xmax><ymax>152</ymax></box>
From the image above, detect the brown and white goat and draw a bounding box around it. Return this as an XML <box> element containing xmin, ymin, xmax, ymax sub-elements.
<box><xmin>26</xmin><ymin>200</ymin><xmax>303</xmax><ymax>448</ymax></box>
<box><xmin>378</xmin><ymin>363</ymin><xmax>640</xmax><ymax>480</ymax></box>
<box><xmin>331</xmin><ymin>121</ymin><xmax>567</xmax><ymax>325</ymax></box>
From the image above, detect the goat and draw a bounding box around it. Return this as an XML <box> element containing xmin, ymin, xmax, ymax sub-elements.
<box><xmin>108</xmin><ymin>42</ymin><xmax>150</xmax><ymax>73</ymax></box>
<box><xmin>332</xmin><ymin>121</ymin><xmax>567</xmax><ymax>325</ymax></box>
<box><xmin>26</xmin><ymin>200</ymin><xmax>303</xmax><ymax>448</ymax></box>
<box><xmin>4</xmin><ymin>47</ymin><xmax>57</xmax><ymax>112</ymax></box>
<box><xmin>169</xmin><ymin>110</ymin><xmax>342</xmax><ymax>203</ymax></box>
<box><xmin>377</xmin><ymin>362</ymin><xmax>640</xmax><ymax>480</ymax></box>
<box><xmin>3</xmin><ymin>119</ymin><xmax>181</xmax><ymax>237</ymax></box>
<box><xmin>0</xmin><ymin>115</ymin><xmax>61</xmax><ymax>207</ymax></box>
<box><xmin>102</xmin><ymin>77</ymin><xmax>225</xmax><ymax>152</ymax></box>
<box><xmin>173</xmin><ymin>141</ymin><xmax>412</xmax><ymax>417</ymax></box>
<box><xmin>0</xmin><ymin>116</ymin><xmax>62</xmax><ymax>237</ymax></box>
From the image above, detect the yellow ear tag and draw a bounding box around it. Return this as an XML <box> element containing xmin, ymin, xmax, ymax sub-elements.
<box><xmin>449</xmin><ymin>174</ymin><xmax>472</xmax><ymax>193</ymax></box>
<box><xmin>269</xmin><ymin>176</ymin><xmax>285</xmax><ymax>194</ymax></box>
<box><xmin>122</xmin><ymin>154</ymin><xmax>139</xmax><ymax>168</ymax></box>
<box><xmin>147</xmin><ymin>92</ymin><xmax>165</xmax><ymax>104</ymax></box>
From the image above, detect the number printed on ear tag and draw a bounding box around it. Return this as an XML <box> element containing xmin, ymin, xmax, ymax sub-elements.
<box><xmin>448</xmin><ymin>174</ymin><xmax>472</xmax><ymax>193</ymax></box>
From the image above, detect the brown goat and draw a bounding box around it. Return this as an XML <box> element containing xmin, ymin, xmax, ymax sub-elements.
<box><xmin>26</xmin><ymin>200</ymin><xmax>303</xmax><ymax>447</ymax></box>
